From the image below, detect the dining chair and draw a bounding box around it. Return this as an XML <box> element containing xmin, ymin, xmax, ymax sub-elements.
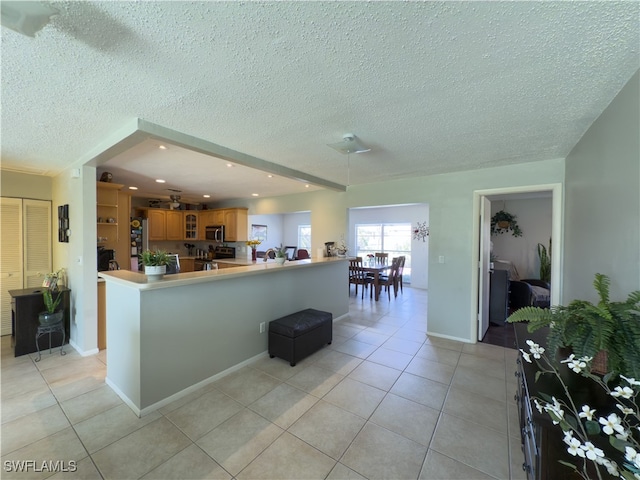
<box><xmin>377</xmin><ymin>257</ymin><xmax>400</xmax><ymax>300</ymax></box>
<box><xmin>374</xmin><ymin>252</ymin><xmax>389</xmax><ymax>265</ymax></box>
<box><xmin>396</xmin><ymin>256</ymin><xmax>406</xmax><ymax>293</ymax></box>
<box><xmin>349</xmin><ymin>258</ymin><xmax>372</xmax><ymax>299</ymax></box>
<box><xmin>296</xmin><ymin>249</ymin><xmax>310</xmax><ymax>260</ymax></box>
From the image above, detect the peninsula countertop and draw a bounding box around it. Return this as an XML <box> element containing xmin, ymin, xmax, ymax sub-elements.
<box><xmin>98</xmin><ymin>256</ymin><xmax>346</xmax><ymax>290</ymax></box>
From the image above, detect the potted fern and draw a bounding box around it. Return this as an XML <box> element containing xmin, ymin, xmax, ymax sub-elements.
<box><xmin>508</xmin><ymin>273</ymin><xmax>640</xmax><ymax>378</ymax></box>
<box><xmin>490</xmin><ymin>210</ymin><xmax>523</xmax><ymax>237</ymax></box>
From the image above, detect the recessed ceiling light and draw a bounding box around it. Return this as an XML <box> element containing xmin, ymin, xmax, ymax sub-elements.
<box><xmin>203</xmin><ymin>194</ymin><xmax>210</xmax><ymax>198</ymax></box>
<box><xmin>267</xmin><ymin>174</ymin><xmax>273</xmax><ymax>178</ymax></box>
<box><xmin>227</xmin><ymin>163</ymin><xmax>233</xmax><ymax>167</ymax></box>
<box><xmin>129</xmin><ymin>186</ymin><xmax>138</xmax><ymax>190</ymax></box>
<box><xmin>305</xmin><ymin>184</ymin><xmax>310</xmax><ymax>188</ymax></box>
<box><xmin>158</xmin><ymin>145</ymin><xmax>167</xmax><ymax>150</ymax></box>
<box><xmin>155</xmin><ymin>179</ymin><xmax>166</xmax><ymax>183</ymax></box>
<box><xmin>252</xmin><ymin>193</ymin><xmax>259</xmax><ymax>197</ymax></box>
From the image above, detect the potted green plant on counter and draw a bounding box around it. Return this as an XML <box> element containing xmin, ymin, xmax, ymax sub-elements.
<box><xmin>274</xmin><ymin>245</ymin><xmax>287</xmax><ymax>265</ymax></box>
<box><xmin>140</xmin><ymin>249</ymin><xmax>173</xmax><ymax>281</ymax></box>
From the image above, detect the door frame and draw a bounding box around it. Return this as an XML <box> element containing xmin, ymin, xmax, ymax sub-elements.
<box><xmin>470</xmin><ymin>183</ymin><xmax>563</xmax><ymax>342</ymax></box>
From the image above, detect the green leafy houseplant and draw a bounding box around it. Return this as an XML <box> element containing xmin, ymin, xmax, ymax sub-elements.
<box><xmin>274</xmin><ymin>245</ymin><xmax>287</xmax><ymax>258</ymax></box>
<box><xmin>538</xmin><ymin>238</ymin><xmax>552</xmax><ymax>283</ymax></box>
<box><xmin>139</xmin><ymin>250</ymin><xmax>173</xmax><ymax>266</ymax></box>
<box><xmin>490</xmin><ymin>210</ymin><xmax>523</xmax><ymax>237</ymax></box>
<box><xmin>43</xmin><ymin>289</ymin><xmax>62</xmax><ymax>314</ymax></box>
<box><xmin>508</xmin><ymin>273</ymin><xmax>640</xmax><ymax>378</ymax></box>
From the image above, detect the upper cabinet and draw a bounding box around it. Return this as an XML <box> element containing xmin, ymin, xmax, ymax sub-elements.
<box><xmin>223</xmin><ymin>208</ymin><xmax>248</xmax><ymax>242</ymax></box>
<box><xmin>147</xmin><ymin>209</ymin><xmax>166</xmax><ymax>241</ymax></box>
<box><xmin>165</xmin><ymin>210</ymin><xmax>183</xmax><ymax>241</ymax></box>
<box><xmin>184</xmin><ymin>212</ymin><xmax>198</xmax><ymax>240</ymax></box>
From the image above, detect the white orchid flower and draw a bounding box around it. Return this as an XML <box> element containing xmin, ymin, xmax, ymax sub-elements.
<box><xmin>600</xmin><ymin>413</ymin><xmax>624</xmax><ymax>435</ymax></box>
<box><xmin>581</xmin><ymin>442</ymin><xmax>604</xmax><ymax>461</ymax></box>
<box><xmin>611</xmin><ymin>386</ymin><xmax>634</xmax><ymax>399</ymax></box>
<box><xmin>578</xmin><ymin>405</ymin><xmax>595</xmax><ymax>421</ymax></box>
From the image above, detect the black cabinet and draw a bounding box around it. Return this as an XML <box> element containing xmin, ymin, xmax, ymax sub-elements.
<box><xmin>489</xmin><ymin>269</ymin><xmax>509</xmax><ymax>324</ymax></box>
<box><xmin>513</xmin><ymin>324</ymin><xmax>617</xmax><ymax>480</ymax></box>
<box><xmin>9</xmin><ymin>287</ymin><xmax>71</xmax><ymax>357</ymax></box>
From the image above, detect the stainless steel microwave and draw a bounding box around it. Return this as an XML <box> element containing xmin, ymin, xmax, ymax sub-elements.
<box><xmin>205</xmin><ymin>225</ymin><xmax>224</xmax><ymax>242</ymax></box>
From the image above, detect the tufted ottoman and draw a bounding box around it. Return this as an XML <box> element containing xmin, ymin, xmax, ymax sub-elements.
<box><xmin>268</xmin><ymin>308</ymin><xmax>332</xmax><ymax>366</ymax></box>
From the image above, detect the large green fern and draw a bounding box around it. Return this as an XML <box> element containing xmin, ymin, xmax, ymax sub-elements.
<box><xmin>507</xmin><ymin>273</ymin><xmax>640</xmax><ymax>378</ymax></box>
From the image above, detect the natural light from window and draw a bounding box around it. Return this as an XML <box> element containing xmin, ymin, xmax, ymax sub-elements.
<box><xmin>355</xmin><ymin>223</ymin><xmax>411</xmax><ymax>282</ymax></box>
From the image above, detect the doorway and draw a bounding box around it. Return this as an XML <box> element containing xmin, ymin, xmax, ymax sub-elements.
<box><xmin>472</xmin><ymin>184</ymin><xmax>563</xmax><ymax>344</ymax></box>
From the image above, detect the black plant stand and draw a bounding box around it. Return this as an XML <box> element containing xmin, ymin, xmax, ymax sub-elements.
<box><xmin>35</xmin><ymin>321</ymin><xmax>66</xmax><ymax>362</ymax></box>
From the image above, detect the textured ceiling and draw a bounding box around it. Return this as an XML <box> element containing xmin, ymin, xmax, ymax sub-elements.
<box><xmin>1</xmin><ymin>1</ymin><xmax>638</xmax><ymax>201</ymax></box>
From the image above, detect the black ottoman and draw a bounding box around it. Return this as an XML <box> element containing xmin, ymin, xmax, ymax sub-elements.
<box><xmin>269</xmin><ymin>308</ymin><xmax>332</xmax><ymax>366</ymax></box>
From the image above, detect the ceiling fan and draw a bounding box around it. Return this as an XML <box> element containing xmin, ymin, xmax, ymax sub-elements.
<box><xmin>327</xmin><ymin>133</ymin><xmax>371</xmax><ymax>154</ymax></box>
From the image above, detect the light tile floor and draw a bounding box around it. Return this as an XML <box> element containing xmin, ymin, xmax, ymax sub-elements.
<box><xmin>1</xmin><ymin>287</ymin><xmax>526</xmax><ymax>479</ymax></box>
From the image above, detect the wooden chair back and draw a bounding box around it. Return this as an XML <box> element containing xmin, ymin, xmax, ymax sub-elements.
<box><xmin>374</xmin><ymin>252</ymin><xmax>389</xmax><ymax>265</ymax></box>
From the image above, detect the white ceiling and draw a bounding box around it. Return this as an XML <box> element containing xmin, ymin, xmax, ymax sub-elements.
<box><xmin>1</xmin><ymin>1</ymin><xmax>638</xmax><ymax>202</ymax></box>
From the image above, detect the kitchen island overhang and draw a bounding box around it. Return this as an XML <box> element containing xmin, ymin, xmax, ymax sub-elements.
<box><xmin>99</xmin><ymin>257</ymin><xmax>349</xmax><ymax>416</ymax></box>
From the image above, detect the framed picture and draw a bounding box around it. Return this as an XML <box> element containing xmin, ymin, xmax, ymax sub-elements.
<box><xmin>251</xmin><ymin>224</ymin><xmax>267</xmax><ymax>243</ymax></box>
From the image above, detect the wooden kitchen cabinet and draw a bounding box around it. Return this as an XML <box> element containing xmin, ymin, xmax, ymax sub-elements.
<box><xmin>147</xmin><ymin>209</ymin><xmax>166</xmax><ymax>241</ymax></box>
<box><xmin>166</xmin><ymin>210</ymin><xmax>183</xmax><ymax>240</ymax></box>
<box><xmin>223</xmin><ymin>208</ymin><xmax>248</xmax><ymax>242</ymax></box>
<box><xmin>184</xmin><ymin>212</ymin><xmax>198</xmax><ymax>240</ymax></box>
<box><xmin>180</xmin><ymin>258</ymin><xmax>195</xmax><ymax>272</ymax></box>
<box><xmin>198</xmin><ymin>210</ymin><xmax>217</xmax><ymax>239</ymax></box>
<box><xmin>97</xmin><ymin>182</ymin><xmax>123</xmax><ymax>252</ymax></box>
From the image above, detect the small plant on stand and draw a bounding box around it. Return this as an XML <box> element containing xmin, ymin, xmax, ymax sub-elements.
<box><xmin>140</xmin><ymin>250</ymin><xmax>173</xmax><ymax>281</ymax></box>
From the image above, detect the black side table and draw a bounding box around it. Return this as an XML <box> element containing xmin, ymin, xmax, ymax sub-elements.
<box><xmin>35</xmin><ymin>321</ymin><xmax>66</xmax><ymax>362</ymax></box>
<box><xmin>9</xmin><ymin>287</ymin><xmax>71</xmax><ymax>357</ymax></box>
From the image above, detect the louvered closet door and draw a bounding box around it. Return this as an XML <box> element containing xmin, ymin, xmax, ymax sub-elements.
<box><xmin>23</xmin><ymin>199</ymin><xmax>52</xmax><ymax>288</ymax></box>
<box><xmin>0</xmin><ymin>198</ymin><xmax>24</xmax><ymax>336</ymax></box>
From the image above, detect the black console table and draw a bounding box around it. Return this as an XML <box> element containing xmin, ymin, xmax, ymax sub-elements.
<box><xmin>9</xmin><ymin>287</ymin><xmax>71</xmax><ymax>357</ymax></box>
<box><xmin>514</xmin><ymin>323</ymin><xmax>616</xmax><ymax>480</ymax></box>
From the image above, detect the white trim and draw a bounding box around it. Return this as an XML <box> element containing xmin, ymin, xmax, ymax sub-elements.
<box><xmin>69</xmin><ymin>339</ymin><xmax>99</xmax><ymax>357</ymax></box>
<box><xmin>132</xmin><ymin>351</ymin><xmax>268</xmax><ymax>417</ymax></box>
<box><xmin>424</xmin><ymin>330</ymin><xmax>473</xmax><ymax>344</ymax></box>
<box><xmin>470</xmin><ymin>183</ymin><xmax>563</xmax><ymax>342</ymax></box>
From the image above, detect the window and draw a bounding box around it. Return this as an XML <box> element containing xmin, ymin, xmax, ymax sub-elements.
<box><xmin>355</xmin><ymin>223</ymin><xmax>412</xmax><ymax>283</ymax></box>
<box><xmin>298</xmin><ymin>225</ymin><xmax>311</xmax><ymax>249</ymax></box>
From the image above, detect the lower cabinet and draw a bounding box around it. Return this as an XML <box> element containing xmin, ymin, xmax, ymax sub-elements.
<box><xmin>98</xmin><ymin>281</ymin><xmax>106</xmax><ymax>350</ymax></box>
<box><xmin>180</xmin><ymin>258</ymin><xmax>195</xmax><ymax>273</ymax></box>
<box><xmin>513</xmin><ymin>324</ymin><xmax>613</xmax><ymax>480</ymax></box>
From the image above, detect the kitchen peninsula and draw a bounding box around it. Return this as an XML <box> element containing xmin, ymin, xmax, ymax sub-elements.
<box><xmin>98</xmin><ymin>257</ymin><xmax>348</xmax><ymax>415</ymax></box>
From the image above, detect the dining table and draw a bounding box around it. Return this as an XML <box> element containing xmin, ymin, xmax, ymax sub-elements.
<box><xmin>360</xmin><ymin>263</ymin><xmax>391</xmax><ymax>301</ymax></box>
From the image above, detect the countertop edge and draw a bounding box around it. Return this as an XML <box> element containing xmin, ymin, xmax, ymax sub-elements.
<box><xmin>98</xmin><ymin>257</ymin><xmax>347</xmax><ymax>290</ymax></box>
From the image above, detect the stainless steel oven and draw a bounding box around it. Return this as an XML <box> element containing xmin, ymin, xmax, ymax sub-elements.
<box><xmin>205</xmin><ymin>225</ymin><xmax>224</xmax><ymax>242</ymax></box>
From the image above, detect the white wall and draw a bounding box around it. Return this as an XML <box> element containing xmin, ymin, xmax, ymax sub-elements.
<box><xmin>283</xmin><ymin>212</ymin><xmax>311</xmax><ymax>248</ymax></box>
<box><xmin>246</xmin><ymin>158</ymin><xmax>564</xmax><ymax>342</ymax></box>
<box><xmin>564</xmin><ymin>70</ymin><xmax>640</xmax><ymax>301</ymax></box>
<box><xmin>348</xmin><ymin>204</ymin><xmax>429</xmax><ymax>289</ymax></box>
<box><xmin>490</xmin><ymin>197</ymin><xmax>552</xmax><ymax>279</ymax></box>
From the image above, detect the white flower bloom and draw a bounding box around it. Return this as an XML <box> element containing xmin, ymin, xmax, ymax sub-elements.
<box><xmin>581</xmin><ymin>442</ymin><xmax>604</xmax><ymax>461</ymax></box>
<box><xmin>578</xmin><ymin>405</ymin><xmax>595</xmax><ymax>420</ymax></box>
<box><xmin>519</xmin><ymin>349</ymin><xmax>531</xmax><ymax>363</ymax></box>
<box><xmin>621</xmin><ymin>375</ymin><xmax>640</xmax><ymax>386</ymax></box>
<box><xmin>533</xmin><ymin>398</ymin><xmax>544</xmax><ymax>414</ymax></box>
<box><xmin>599</xmin><ymin>413</ymin><xmax>624</xmax><ymax>435</ymax></box>
<box><xmin>615</xmin><ymin>429</ymin><xmax>629</xmax><ymax>441</ymax></box>
<box><xmin>602</xmin><ymin>459</ymin><xmax>618</xmax><ymax>476</ymax></box>
<box><xmin>616</xmin><ymin>403</ymin><xmax>634</xmax><ymax>415</ymax></box>
<box><xmin>560</xmin><ymin>353</ymin><xmax>576</xmax><ymax>364</ymax></box>
<box><xmin>627</xmin><ymin>446</ymin><xmax>638</xmax><ymax>462</ymax></box>
<box><xmin>567</xmin><ymin>358</ymin><xmax>587</xmax><ymax>373</ymax></box>
<box><xmin>611</xmin><ymin>386</ymin><xmax>634</xmax><ymax>399</ymax></box>
<box><xmin>525</xmin><ymin>340</ymin><xmax>545</xmax><ymax>359</ymax></box>
<box><xmin>578</xmin><ymin>356</ymin><xmax>592</xmax><ymax>363</ymax></box>
<box><xmin>546</xmin><ymin>398</ymin><xmax>564</xmax><ymax>425</ymax></box>
<box><xmin>566</xmin><ymin>437</ymin><xmax>585</xmax><ymax>457</ymax></box>
<box><xmin>562</xmin><ymin>430</ymin><xmax>573</xmax><ymax>444</ymax></box>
